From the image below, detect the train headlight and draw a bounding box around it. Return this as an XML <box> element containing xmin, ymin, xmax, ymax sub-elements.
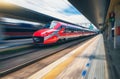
<box><xmin>33</xmin><ymin>37</ymin><xmax>40</xmax><ymax>42</ymax></box>
<box><xmin>33</xmin><ymin>37</ymin><xmax>44</xmax><ymax>43</ymax></box>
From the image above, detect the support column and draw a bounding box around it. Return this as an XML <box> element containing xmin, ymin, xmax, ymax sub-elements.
<box><xmin>108</xmin><ymin>22</ymin><xmax>112</xmax><ymax>41</ymax></box>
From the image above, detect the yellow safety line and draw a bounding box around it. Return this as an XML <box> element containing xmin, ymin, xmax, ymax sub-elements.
<box><xmin>41</xmin><ymin>36</ymin><xmax>98</xmax><ymax>79</ymax></box>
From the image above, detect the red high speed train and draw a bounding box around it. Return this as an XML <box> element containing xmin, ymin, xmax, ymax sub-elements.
<box><xmin>33</xmin><ymin>21</ymin><xmax>96</xmax><ymax>45</ymax></box>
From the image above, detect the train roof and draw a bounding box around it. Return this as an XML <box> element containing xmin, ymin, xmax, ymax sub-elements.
<box><xmin>51</xmin><ymin>20</ymin><xmax>93</xmax><ymax>31</ymax></box>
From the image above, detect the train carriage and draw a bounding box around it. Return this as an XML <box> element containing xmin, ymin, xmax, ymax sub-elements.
<box><xmin>33</xmin><ymin>21</ymin><xmax>95</xmax><ymax>45</ymax></box>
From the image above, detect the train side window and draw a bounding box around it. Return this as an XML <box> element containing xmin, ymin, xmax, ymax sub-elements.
<box><xmin>65</xmin><ymin>27</ymin><xmax>70</xmax><ymax>33</ymax></box>
<box><xmin>61</xmin><ymin>25</ymin><xmax>64</xmax><ymax>29</ymax></box>
<box><xmin>60</xmin><ymin>25</ymin><xmax>66</xmax><ymax>29</ymax></box>
<box><xmin>71</xmin><ymin>28</ymin><xmax>74</xmax><ymax>33</ymax></box>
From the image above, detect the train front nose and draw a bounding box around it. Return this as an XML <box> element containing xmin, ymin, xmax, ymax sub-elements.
<box><xmin>33</xmin><ymin>29</ymin><xmax>55</xmax><ymax>44</ymax></box>
<box><xmin>33</xmin><ymin>29</ymin><xmax>47</xmax><ymax>44</ymax></box>
<box><xmin>33</xmin><ymin>29</ymin><xmax>59</xmax><ymax>44</ymax></box>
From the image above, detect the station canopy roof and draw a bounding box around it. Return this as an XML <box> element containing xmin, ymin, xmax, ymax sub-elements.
<box><xmin>1</xmin><ymin>0</ymin><xmax>119</xmax><ymax>30</ymax></box>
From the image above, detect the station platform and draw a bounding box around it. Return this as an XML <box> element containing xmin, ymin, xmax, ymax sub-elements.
<box><xmin>28</xmin><ymin>34</ymin><xmax>108</xmax><ymax>79</ymax></box>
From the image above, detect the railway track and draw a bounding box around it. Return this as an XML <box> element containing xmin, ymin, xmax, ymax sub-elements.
<box><xmin>0</xmin><ymin>36</ymin><xmax>94</xmax><ymax>78</ymax></box>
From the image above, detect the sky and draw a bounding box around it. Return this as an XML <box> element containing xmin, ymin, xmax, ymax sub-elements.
<box><xmin>3</xmin><ymin>0</ymin><xmax>97</xmax><ymax>29</ymax></box>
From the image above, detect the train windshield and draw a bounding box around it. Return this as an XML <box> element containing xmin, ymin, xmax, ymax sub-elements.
<box><xmin>43</xmin><ymin>21</ymin><xmax>57</xmax><ymax>29</ymax></box>
<box><xmin>49</xmin><ymin>21</ymin><xmax>57</xmax><ymax>29</ymax></box>
<box><xmin>44</xmin><ymin>23</ymin><xmax>50</xmax><ymax>28</ymax></box>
